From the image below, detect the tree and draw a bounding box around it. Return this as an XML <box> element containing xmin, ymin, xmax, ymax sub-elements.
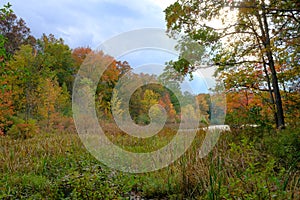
<box><xmin>181</xmin><ymin>104</ymin><xmax>198</xmax><ymax>124</ymax></box>
<box><xmin>165</xmin><ymin>0</ymin><xmax>300</xmax><ymax>129</ymax></box>
<box><xmin>72</xmin><ymin>47</ymin><xmax>92</xmax><ymax>68</ymax></box>
<box><xmin>6</xmin><ymin>45</ymin><xmax>40</xmax><ymax>121</ymax></box>
<box><xmin>225</xmin><ymin>89</ymin><xmax>267</xmax><ymax>126</ymax></box>
<box><xmin>0</xmin><ymin>3</ymin><xmax>11</xmax><ymax>65</ymax></box>
<box><xmin>141</xmin><ymin>89</ymin><xmax>160</xmax><ymax>113</ymax></box>
<box><xmin>0</xmin><ymin>82</ymin><xmax>14</xmax><ymax>135</ymax></box>
<box><xmin>36</xmin><ymin>34</ymin><xmax>74</xmax><ymax>92</ymax></box>
<box><xmin>86</xmin><ymin>51</ymin><xmax>132</xmax><ymax>119</ymax></box>
<box><xmin>36</xmin><ymin>77</ymin><xmax>70</xmax><ymax>129</ymax></box>
<box><xmin>111</xmin><ymin>90</ymin><xmax>124</xmax><ymax>120</ymax></box>
<box><xmin>159</xmin><ymin>93</ymin><xmax>176</xmax><ymax>123</ymax></box>
<box><xmin>136</xmin><ymin>89</ymin><xmax>160</xmax><ymax>124</ymax></box>
<box><xmin>6</xmin><ymin>43</ymin><xmax>71</xmax><ymax>122</ymax></box>
<box><xmin>196</xmin><ymin>93</ymin><xmax>210</xmax><ymax>123</ymax></box>
<box><xmin>0</xmin><ymin>3</ymin><xmax>35</xmax><ymax>55</ymax></box>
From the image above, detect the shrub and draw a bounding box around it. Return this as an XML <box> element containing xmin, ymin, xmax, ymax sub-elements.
<box><xmin>264</xmin><ymin>126</ymin><xmax>300</xmax><ymax>168</ymax></box>
<box><xmin>135</xmin><ymin>114</ymin><xmax>150</xmax><ymax>125</ymax></box>
<box><xmin>0</xmin><ymin>174</ymin><xmax>51</xmax><ymax>199</ymax></box>
<box><xmin>7</xmin><ymin>117</ymin><xmax>39</xmax><ymax>139</ymax></box>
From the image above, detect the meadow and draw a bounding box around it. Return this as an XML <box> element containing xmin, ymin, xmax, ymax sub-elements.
<box><xmin>1</xmin><ymin>124</ymin><xmax>299</xmax><ymax>199</ymax></box>
<box><xmin>1</xmin><ymin>2</ymin><xmax>299</xmax><ymax>199</ymax></box>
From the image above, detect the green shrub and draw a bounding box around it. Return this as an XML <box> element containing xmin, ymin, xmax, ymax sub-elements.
<box><xmin>135</xmin><ymin>114</ymin><xmax>150</xmax><ymax>125</ymax></box>
<box><xmin>0</xmin><ymin>174</ymin><xmax>51</xmax><ymax>199</ymax></box>
<box><xmin>218</xmin><ymin>137</ymin><xmax>289</xmax><ymax>199</ymax></box>
<box><xmin>7</xmin><ymin>117</ymin><xmax>39</xmax><ymax>139</ymax></box>
<box><xmin>264</xmin><ymin>126</ymin><xmax>300</xmax><ymax>168</ymax></box>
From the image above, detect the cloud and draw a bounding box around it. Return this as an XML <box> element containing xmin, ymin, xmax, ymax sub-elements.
<box><xmin>152</xmin><ymin>0</ymin><xmax>177</xmax><ymax>9</ymax></box>
<box><xmin>2</xmin><ymin>0</ymin><xmax>176</xmax><ymax>48</ymax></box>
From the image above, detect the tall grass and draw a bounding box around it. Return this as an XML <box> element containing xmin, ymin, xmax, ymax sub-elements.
<box><xmin>1</xmin><ymin>125</ymin><xmax>299</xmax><ymax>199</ymax></box>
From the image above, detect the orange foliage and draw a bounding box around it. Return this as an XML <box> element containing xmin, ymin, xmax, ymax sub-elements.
<box><xmin>226</xmin><ymin>90</ymin><xmax>263</xmax><ymax>113</ymax></box>
<box><xmin>72</xmin><ymin>47</ymin><xmax>92</xmax><ymax>67</ymax></box>
<box><xmin>0</xmin><ymin>81</ymin><xmax>14</xmax><ymax>133</ymax></box>
<box><xmin>159</xmin><ymin>93</ymin><xmax>176</xmax><ymax>122</ymax></box>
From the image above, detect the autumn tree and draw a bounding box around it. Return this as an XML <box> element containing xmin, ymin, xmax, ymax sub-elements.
<box><xmin>80</xmin><ymin>50</ymin><xmax>132</xmax><ymax>119</ymax></box>
<box><xmin>165</xmin><ymin>0</ymin><xmax>300</xmax><ymax>128</ymax></box>
<box><xmin>72</xmin><ymin>47</ymin><xmax>92</xmax><ymax>67</ymax></box>
<box><xmin>225</xmin><ymin>89</ymin><xmax>267</xmax><ymax>126</ymax></box>
<box><xmin>196</xmin><ymin>93</ymin><xmax>210</xmax><ymax>123</ymax></box>
<box><xmin>0</xmin><ymin>84</ymin><xmax>14</xmax><ymax>135</ymax></box>
<box><xmin>36</xmin><ymin>77</ymin><xmax>70</xmax><ymax>129</ymax></box>
<box><xmin>6</xmin><ymin>42</ymin><xmax>72</xmax><ymax>122</ymax></box>
<box><xmin>0</xmin><ymin>3</ymin><xmax>35</xmax><ymax>55</ymax></box>
<box><xmin>36</xmin><ymin>34</ymin><xmax>75</xmax><ymax>92</ymax></box>
<box><xmin>6</xmin><ymin>45</ymin><xmax>41</xmax><ymax>121</ymax></box>
<box><xmin>132</xmin><ymin>89</ymin><xmax>160</xmax><ymax>124</ymax></box>
<box><xmin>158</xmin><ymin>93</ymin><xmax>176</xmax><ymax>123</ymax></box>
<box><xmin>141</xmin><ymin>89</ymin><xmax>160</xmax><ymax>113</ymax></box>
<box><xmin>96</xmin><ymin>59</ymin><xmax>120</xmax><ymax>118</ymax></box>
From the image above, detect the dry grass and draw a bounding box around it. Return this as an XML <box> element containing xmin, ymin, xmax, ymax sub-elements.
<box><xmin>1</xmin><ymin>125</ymin><xmax>299</xmax><ymax>199</ymax></box>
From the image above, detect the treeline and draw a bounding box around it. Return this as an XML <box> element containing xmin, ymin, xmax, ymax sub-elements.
<box><xmin>0</xmin><ymin>4</ymin><xmax>79</xmax><ymax>136</ymax></box>
<box><xmin>0</xmin><ymin>3</ymin><xmax>217</xmax><ymax>137</ymax></box>
<box><xmin>71</xmin><ymin>49</ymin><xmax>215</xmax><ymax>126</ymax></box>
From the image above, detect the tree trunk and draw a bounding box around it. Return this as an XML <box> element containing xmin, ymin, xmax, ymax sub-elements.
<box><xmin>261</xmin><ymin>2</ymin><xmax>285</xmax><ymax>129</ymax></box>
<box><xmin>262</xmin><ymin>63</ymin><xmax>279</xmax><ymax>128</ymax></box>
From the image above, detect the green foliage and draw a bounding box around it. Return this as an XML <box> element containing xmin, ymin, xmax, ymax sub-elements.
<box><xmin>0</xmin><ymin>3</ymin><xmax>12</xmax><ymax>20</ymax></box>
<box><xmin>55</xmin><ymin>169</ymin><xmax>139</xmax><ymax>199</ymax></box>
<box><xmin>220</xmin><ymin>137</ymin><xmax>280</xmax><ymax>199</ymax></box>
<box><xmin>6</xmin><ymin>116</ymin><xmax>38</xmax><ymax>139</ymax></box>
<box><xmin>135</xmin><ymin>113</ymin><xmax>151</xmax><ymax>125</ymax></box>
<box><xmin>0</xmin><ymin>34</ymin><xmax>7</xmax><ymax>67</ymax></box>
<box><xmin>36</xmin><ymin>34</ymin><xmax>75</xmax><ymax>91</ymax></box>
<box><xmin>165</xmin><ymin>35</ymin><xmax>206</xmax><ymax>78</ymax></box>
<box><xmin>264</xmin><ymin>126</ymin><xmax>300</xmax><ymax>168</ymax></box>
<box><xmin>1</xmin><ymin>174</ymin><xmax>51</xmax><ymax>199</ymax></box>
<box><xmin>0</xmin><ymin>131</ymin><xmax>142</xmax><ymax>199</ymax></box>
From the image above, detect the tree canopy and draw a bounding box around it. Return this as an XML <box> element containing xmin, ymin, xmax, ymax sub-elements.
<box><xmin>165</xmin><ymin>0</ymin><xmax>300</xmax><ymax>128</ymax></box>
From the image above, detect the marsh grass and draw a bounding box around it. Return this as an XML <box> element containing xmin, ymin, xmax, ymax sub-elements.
<box><xmin>0</xmin><ymin>125</ymin><xmax>299</xmax><ymax>199</ymax></box>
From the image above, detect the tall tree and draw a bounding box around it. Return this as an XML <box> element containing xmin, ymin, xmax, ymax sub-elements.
<box><xmin>165</xmin><ymin>0</ymin><xmax>300</xmax><ymax>128</ymax></box>
<box><xmin>158</xmin><ymin>93</ymin><xmax>177</xmax><ymax>123</ymax></box>
<box><xmin>0</xmin><ymin>3</ymin><xmax>35</xmax><ymax>55</ymax></box>
<box><xmin>72</xmin><ymin>47</ymin><xmax>92</xmax><ymax>69</ymax></box>
<box><xmin>0</xmin><ymin>82</ymin><xmax>14</xmax><ymax>135</ymax></box>
<box><xmin>36</xmin><ymin>77</ymin><xmax>70</xmax><ymax>129</ymax></box>
<box><xmin>36</xmin><ymin>34</ymin><xmax>74</xmax><ymax>92</ymax></box>
<box><xmin>7</xmin><ymin>45</ymin><xmax>40</xmax><ymax>121</ymax></box>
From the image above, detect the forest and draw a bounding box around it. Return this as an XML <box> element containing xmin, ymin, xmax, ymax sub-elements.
<box><xmin>0</xmin><ymin>1</ymin><xmax>299</xmax><ymax>199</ymax></box>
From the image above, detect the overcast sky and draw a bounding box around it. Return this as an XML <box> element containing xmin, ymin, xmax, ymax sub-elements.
<box><xmin>4</xmin><ymin>0</ymin><xmax>176</xmax><ymax>48</ymax></box>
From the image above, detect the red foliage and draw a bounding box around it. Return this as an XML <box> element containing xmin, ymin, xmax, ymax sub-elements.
<box><xmin>0</xmin><ymin>82</ymin><xmax>14</xmax><ymax>134</ymax></box>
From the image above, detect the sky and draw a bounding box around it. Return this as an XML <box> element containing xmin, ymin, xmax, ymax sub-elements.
<box><xmin>3</xmin><ymin>0</ymin><xmax>217</xmax><ymax>94</ymax></box>
<box><xmin>4</xmin><ymin>0</ymin><xmax>176</xmax><ymax>48</ymax></box>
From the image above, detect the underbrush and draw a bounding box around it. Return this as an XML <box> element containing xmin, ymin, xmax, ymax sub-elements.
<box><xmin>0</xmin><ymin>132</ymin><xmax>143</xmax><ymax>199</ymax></box>
<box><xmin>0</xmin><ymin>125</ymin><xmax>299</xmax><ymax>199</ymax></box>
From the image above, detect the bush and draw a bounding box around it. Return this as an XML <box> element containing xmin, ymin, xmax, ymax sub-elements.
<box><xmin>7</xmin><ymin>117</ymin><xmax>39</xmax><ymax>139</ymax></box>
<box><xmin>39</xmin><ymin>113</ymin><xmax>76</xmax><ymax>134</ymax></box>
<box><xmin>264</xmin><ymin>126</ymin><xmax>300</xmax><ymax>168</ymax></box>
<box><xmin>0</xmin><ymin>174</ymin><xmax>51</xmax><ymax>199</ymax></box>
<box><xmin>135</xmin><ymin>114</ymin><xmax>150</xmax><ymax>125</ymax></box>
